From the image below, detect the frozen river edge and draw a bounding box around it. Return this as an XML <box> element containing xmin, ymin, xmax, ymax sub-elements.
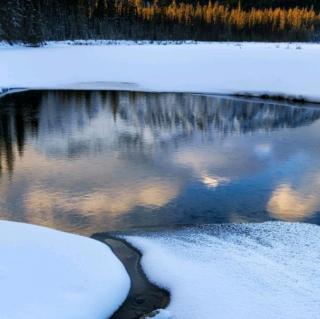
<box><xmin>1</xmin><ymin>42</ymin><xmax>320</xmax><ymax>104</ymax></box>
<box><xmin>121</xmin><ymin>222</ymin><xmax>320</xmax><ymax>319</ymax></box>
<box><xmin>1</xmin><ymin>86</ymin><xmax>320</xmax><ymax>110</ymax></box>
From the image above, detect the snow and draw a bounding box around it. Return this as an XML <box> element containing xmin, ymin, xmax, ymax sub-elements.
<box><xmin>125</xmin><ymin>222</ymin><xmax>320</xmax><ymax>319</ymax></box>
<box><xmin>143</xmin><ymin>309</ymin><xmax>174</xmax><ymax>319</ymax></box>
<box><xmin>0</xmin><ymin>221</ymin><xmax>130</xmax><ymax>319</ymax></box>
<box><xmin>0</xmin><ymin>41</ymin><xmax>320</xmax><ymax>102</ymax></box>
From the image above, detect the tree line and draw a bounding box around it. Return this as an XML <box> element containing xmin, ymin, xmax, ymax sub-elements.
<box><xmin>0</xmin><ymin>0</ymin><xmax>320</xmax><ymax>45</ymax></box>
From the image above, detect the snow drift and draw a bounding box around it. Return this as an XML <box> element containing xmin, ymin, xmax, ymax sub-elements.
<box><xmin>0</xmin><ymin>42</ymin><xmax>320</xmax><ymax>102</ymax></box>
<box><xmin>0</xmin><ymin>221</ymin><xmax>130</xmax><ymax>319</ymax></box>
<box><xmin>125</xmin><ymin>222</ymin><xmax>320</xmax><ymax>319</ymax></box>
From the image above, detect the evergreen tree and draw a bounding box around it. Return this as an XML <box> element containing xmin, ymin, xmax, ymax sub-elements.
<box><xmin>21</xmin><ymin>0</ymin><xmax>44</xmax><ymax>46</ymax></box>
<box><xmin>0</xmin><ymin>0</ymin><xmax>23</xmax><ymax>44</ymax></box>
<box><xmin>93</xmin><ymin>0</ymin><xmax>107</xmax><ymax>19</ymax></box>
<box><xmin>0</xmin><ymin>0</ymin><xmax>319</xmax><ymax>44</ymax></box>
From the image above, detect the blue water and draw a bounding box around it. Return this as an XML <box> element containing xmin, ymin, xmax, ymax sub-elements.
<box><xmin>0</xmin><ymin>91</ymin><xmax>319</xmax><ymax>235</ymax></box>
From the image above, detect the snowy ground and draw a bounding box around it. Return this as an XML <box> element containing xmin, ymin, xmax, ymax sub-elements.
<box><xmin>0</xmin><ymin>41</ymin><xmax>320</xmax><ymax>102</ymax></box>
<box><xmin>125</xmin><ymin>222</ymin><xmax>320</xmax><ymax>319</ymax></box>
<box><xmin>0</xmin><ymin>221</ymin><xmax>130</xmax><ymax>319</ymax></box>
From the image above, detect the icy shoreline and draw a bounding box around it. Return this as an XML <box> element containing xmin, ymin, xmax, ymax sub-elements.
<box><xmin>1</xmin><ymin>42</ymin><xmax>320</xmax><ymax>103</ymax></box>
<box><xmin>125</xmin><ymin>222</ymin><xmax>320</xmax><ymax>319</ymax></box>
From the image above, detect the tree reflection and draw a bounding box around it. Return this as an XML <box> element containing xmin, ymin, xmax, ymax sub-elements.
<box><xmin>1</xmin><ymin>90</ymin><xmax>320</xmax><ymax>176</ymax></box>
<box><xmin>1</xmin><ymin>91</ymin><xmax>320</xmax><ymax>234</ymax></box>
<box><xmin>0</xmin><ymin>92</ymin><xmax>41</xmax><ymax>176</ymax></box>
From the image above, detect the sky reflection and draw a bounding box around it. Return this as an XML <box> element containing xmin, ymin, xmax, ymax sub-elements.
<box><xmin>0</xmin><ymin>91</ymin><xmax>320</xmax><ymax>235</ymax></box>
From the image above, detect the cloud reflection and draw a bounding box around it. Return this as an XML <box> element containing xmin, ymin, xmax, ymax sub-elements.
<box><xmin>268</xmin><ymin>178</ymin><xmax>320</xmax><ymax>221</ymax></box>
<box><xmin>23</xmin><ymin>180</ymin><xmax>179</xmax><ymax>234</ymax></box>
<box><xmin>202</xmin><ymin>175</ymin><xmax>230</xmax><ymax>188</ymax></box>
<box><xmin>1</xmin><ymin>91</ymin><xmax>320</xmax><ymax>235</ymax></box>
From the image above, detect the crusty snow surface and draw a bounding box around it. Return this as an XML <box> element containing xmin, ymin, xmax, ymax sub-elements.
<box><xmin>0</xmin><ymin>221</ymin><xmax>130</xmax><ymax>319</ymax></box>
<box><xmin>0</xmin><ymin>42</ymin><xmax>320</xmax><ymax>102</ymax></box>
<box><xmin>126</xmin><ymin>222</ymin><xmax>320</xmax><ymax>319</ymax></box>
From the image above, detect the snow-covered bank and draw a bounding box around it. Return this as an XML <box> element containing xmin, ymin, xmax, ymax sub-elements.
<box><xmin>0</xmin><ymin>221</ymin><xmax>130</xmax><ymax>319</ymax></box>
<box><xmin>125</xmin><ymin>222</ymin><xmax>320</xmax><ymax>319</ymax></box>
<box><xmin>0</xmin><ymin>87</ymin><xmax>28</xmax><ymax>98</ymax></box>
<box><xmin>1</xmin><ymin>42</ymin><xmax>320</xmax><ymax>102</ymax></box>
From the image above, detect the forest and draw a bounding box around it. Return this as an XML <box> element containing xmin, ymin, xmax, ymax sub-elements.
<box><xmin>0</xmin><ymin>0</ymin><xmax>320</xmax><ymax>45</ymax></box>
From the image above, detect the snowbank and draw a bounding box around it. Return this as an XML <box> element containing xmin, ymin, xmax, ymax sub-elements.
<box><xmin>125</xmin><ymin>222</ymin><xmax>320</xmax><ymax>319</ymax></box>
<box><xmin>0</xmin><ymin>42</ymin><xmax>320</xmax><ymax>102</ymax></box>
<box><xmin>0</xmin><ymin>221</ymin><xmax>130</xmax><ymax>319</ymax></box>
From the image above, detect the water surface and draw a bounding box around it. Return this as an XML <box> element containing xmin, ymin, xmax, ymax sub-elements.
<box><xmin>0</xmin><ymin>91</ymin><xmax>320</xmax><ymax>235</ymax></box>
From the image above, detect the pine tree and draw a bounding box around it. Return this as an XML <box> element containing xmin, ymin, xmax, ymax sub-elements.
<box><xmin>93</xmin><ymin>0</ymin><xmax>106</xmax><ymax>19</ymax></box>
<box><xmin>0</xmin><ymin>0</ymin><xmax>23</xmax><ymax>44</ymax></box>
<box><xmin>21</xmin><ymin>0</ymin><xmax>44</xmax><ymax>46</ymax></box>
<box><xmin>76</xmin><ymin>0</ymin><xmax>89</xmax><ymax>39</ymax></box>
<box><xmin>0</xmin><ymin>0</ymin><xmax>319</xmax><ymax>43</ymax></box>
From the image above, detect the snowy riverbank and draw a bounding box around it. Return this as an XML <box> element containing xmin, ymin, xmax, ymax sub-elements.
<box><xmin>1</xmin><ymin>41</ymin><xmax>320</xmax><ymax>102</ymax></box>
<box><xmin>0</xmin><ymin>221</ymin><xmax>130</xmax><ymax>319</ymax></box>
<box><xmin>125</xmin><ymin>222</ymin><xmax>320</xmax><ymax>319</ymax></box>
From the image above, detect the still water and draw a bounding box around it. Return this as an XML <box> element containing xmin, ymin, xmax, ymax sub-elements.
<box><xmin>0</xmin><ymin>91</ymin><xmax>320</xmax><ymax>235</ymax></box>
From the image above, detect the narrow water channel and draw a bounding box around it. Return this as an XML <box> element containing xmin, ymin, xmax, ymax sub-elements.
<box><xmin>92</xmin><ymin>233</ymin><xmax>169</xmax><ymax>319</ymax></box>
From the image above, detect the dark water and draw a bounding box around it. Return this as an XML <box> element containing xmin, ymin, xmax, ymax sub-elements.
<box><xmin>0</xmin><ymin>91</ymin><xmax>320</xmax><ymax>235</ymax></box>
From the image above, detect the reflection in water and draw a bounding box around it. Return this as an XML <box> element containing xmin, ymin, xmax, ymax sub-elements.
<box><xmin>0</xmin><ymin>91</ymin><xmax>320</xmax><ymax>235</ymax></box>
<box><xmin>268</xmin><ymin>176</ymin><xmax>320</xmax><ymax>221</ymax></box>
